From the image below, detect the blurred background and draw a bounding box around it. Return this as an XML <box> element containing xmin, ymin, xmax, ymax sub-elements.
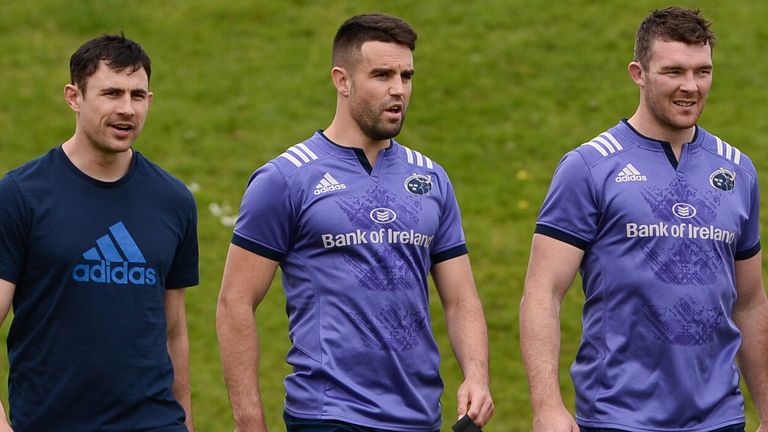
<box><xmin>2</xmin><ymin>0</ymin><xmax>767</xmax><ymax>430</ymax></box>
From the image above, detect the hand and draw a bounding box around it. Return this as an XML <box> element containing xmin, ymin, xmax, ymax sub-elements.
<box><xmin>532</xmin><ymin>406</ymin><xmax>579</xmax><ymax>432</ymax></box>
<box><xmin>457</xmin><ymin>379</ymin><xmax>494</xmax><ymax>427</ymax></box>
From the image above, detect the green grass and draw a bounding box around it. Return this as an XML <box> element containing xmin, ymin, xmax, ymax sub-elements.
<box><xmin>2</xmin><ymin>0</ymin><xmax>768</xmax><ymax>430</ymax></box>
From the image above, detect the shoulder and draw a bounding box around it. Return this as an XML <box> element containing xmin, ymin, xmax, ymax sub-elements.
<box><xmin>391</xmin><ymin>141</ymin><xmax>458</xmax><ymax>198</ymax></box>
<box><xmin>393</xmin><ymin>141</ymin><xmax>451</xmax><ymax>178</ymax></box>
<box><xmin>4</xmin><ymin>148</ymin><xmax>59</xmax><ymax>183</ymax></box>
<box><xmin>266</xmin><ymin>134</ymin><xmax>333</xmax><ymax>179</ymax></box>
<box><xmin>697</xmin><ymin>127</ymin><xmax>757</xmax><ymax>175</ymax></box>
<box><xmin>570</xmin><ymin>124</ymin><xmax>638</xmax><ymax>168</ymax></box>
<box><xmin>0</xmin><ymin>148</ymin><xmax>62</xmax><ymax>203</ymax></box>
<box><xmin>134</xmin><ymin>152</ymin><xmax>196</xmax><ymax>206</ymax></box>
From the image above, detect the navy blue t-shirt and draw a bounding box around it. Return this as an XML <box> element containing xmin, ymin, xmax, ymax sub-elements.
<box><xmin>0</xmin><ymin>147</ymin><xmax>198</xmax><ymax>432</ymax></box>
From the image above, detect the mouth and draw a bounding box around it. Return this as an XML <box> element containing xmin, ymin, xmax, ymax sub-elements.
<box><xmin>110</xmin><ymin>122</ymin><xmax>135</xmax><ymax>133</ymax></box>
<box><xmin>384</xmin><ymin>104</ymin><xmax>404</xmax><ymax>115</ymax></box>
<box><xmin>673</xmin><ymin>100</ymin><xmax>696</xmax><ymax>108</ymax></box>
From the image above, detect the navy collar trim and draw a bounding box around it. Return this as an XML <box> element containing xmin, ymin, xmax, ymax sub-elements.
<box><xmin>56</xmin><ymin>146</ymin><xmax>138</xmax><ymax>188</ymax></box>
<box><xmin>315</xmin><ymin>130</ymin><xmax>395</xmax><ymax>174</ymax></box>
<box><xmin>620</xmin><ymin>119</ymin><xmax>701</xmax><ymax>148</ymax></box>
<box><xmin>620</xmin><ymin>119</ymin><xmax>701</xmax><ymax>170</ymax></box>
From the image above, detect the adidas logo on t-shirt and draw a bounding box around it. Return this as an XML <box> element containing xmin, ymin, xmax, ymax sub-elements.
<box><xmin>72</xmin><ymin>221</ymin><xmax>157</xmax><ymax>285</ymax></box>
<box><xmin>314</xmin><ymin>172</ymin><xmax>346</xmax><ymax>195</ymax></box>
<box><xmin>615</xmin><ymin>163</ymin><xmax>647</xmax><ymax>183</ymax></box>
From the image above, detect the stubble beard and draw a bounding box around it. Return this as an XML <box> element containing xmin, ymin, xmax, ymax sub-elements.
<box><xmin>83</xmin><ymin>122</ymin><xmax>137</xmax><ymax>156</ymax></box>
<box><xmin>645</xmin><ymin>88</ymin><xmax>704</xmax><ymax>132</ymax></box>
<box><xmin>351</xmin><ymin>102</ymin><xmax>406</xmax><ymax>141</ymax></box>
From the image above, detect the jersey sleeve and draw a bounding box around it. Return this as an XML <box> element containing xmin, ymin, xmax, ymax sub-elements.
<box><xmin>735</xmin><ymin>171</ymin><xmax>761</xmax><ymax>260</ymax></box>
<box><xmin>535</xmin><ymin>151</ymin><xmax>600</xmax><ymax>250</ymax></box>
<box><xmin>431</xmin><ymin>174</ymin><xmax>468</xmax><ymax>264</ymax></box>
<box><xmin>0</xmin><ymin>175</ymin><xmax>30</xmax><ymax>284</ymax></box>
<box><xmin>166</xmin><ymin>195</ymin><xmax>200</xmax><ymax>289</ymax></box>
<box><xmin>232</xmin><ymin>162</ymin><xmax>294</xmax><ymax>261</ymax></box>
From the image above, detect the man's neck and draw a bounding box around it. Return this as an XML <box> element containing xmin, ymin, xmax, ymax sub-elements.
<box><xmin>627</xmin><ymin>114</ymin><xmax>695</xmax><ymax>160</ymax></box>
<box><xmin>61</xmin><ymin>137</ymin><xmax>133</xmax><ymax>182</ymax></box>
<box><xmin>324</xmin><ymin>120</ymin><xmax>390</xmax><ymax>167</ymax></box>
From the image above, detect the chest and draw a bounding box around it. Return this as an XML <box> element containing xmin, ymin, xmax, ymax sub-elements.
<box><xmin>293</xmin><ymin>167</ymin><xmax>443</xmax><ymax>249</ymax></box>
<box><xmin>598</xmin><ymin>154</ymin><xmax>749</xmax><ymax>237</ymax></box>
<box><xmin>25</xmin><ymin>186</ymin><xmax>185</xmax><ymax>286</ymax></box>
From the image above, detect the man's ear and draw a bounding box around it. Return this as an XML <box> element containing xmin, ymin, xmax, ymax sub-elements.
<box><xmin>64</xmin><ymin>84</ymin><xmax>82</xmax><ymax>112</ymax></box>
<box><xmin>331</xmin><ymin>66</ymin><xmax>350</xmax><ymax>96</ymax></box>
<box><xmin>628</xmin><ymin>61</ymin><xmax>645</xmax><ymax>87</ymax></box>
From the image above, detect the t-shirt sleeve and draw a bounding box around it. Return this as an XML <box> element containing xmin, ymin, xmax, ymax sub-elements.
<box><xmin>232</xmin><ymin>162</ymin><xmax>293</xmax><ymax>261</ymax></box>
<box><xmin>166</xmin><ymin>195</ymin><xmax>200</xmax><ymax>289</ymax></box>
<box><xmin>431</xmin><ymin>174</ymin><xmax>468</xmax><ymax>264</ymax></box>
<box><xmin>735</xmin><ymin>172</ymin><xmax>761</xmax><ymax>260</ymax></box>
<box><xmin>0</xmin><ymin>175</ymin><xmax>29</xmax><ymax>284</ymax></box>
<box><xmin>535</xmin><ymin>151</ymin><xmax>599</xmax><ymax>250</ymax></box>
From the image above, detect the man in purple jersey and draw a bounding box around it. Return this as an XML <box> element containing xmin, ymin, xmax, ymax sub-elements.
<box><xmin>521</xmin><ymin>7</ymin><xmax>768</xmax><ymax>432</ymax></box>
<box><xmin>216</xmin><ymin>13</ymin><xmax>493</xmax><ymax>432</ymax></box>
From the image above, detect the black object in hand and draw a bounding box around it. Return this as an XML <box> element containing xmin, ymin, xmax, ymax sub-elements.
<box><xmin>452</xmin><ymin>414</ymin><xmax>482</xmax><ymax>432</ymax></box>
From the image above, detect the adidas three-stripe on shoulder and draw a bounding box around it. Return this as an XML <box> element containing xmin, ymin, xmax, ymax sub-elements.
<box><xmin>581</xmin><ymin>132</ymin><xmax>624</xmax><ymax>157</ymax></box>
<box><xmin>280</xmin><ymin>143</ymin><xmax>319</xmax><ymax>167</ymax></box>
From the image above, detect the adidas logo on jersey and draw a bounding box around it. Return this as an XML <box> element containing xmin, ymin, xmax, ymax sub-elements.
<box><xmin>71</xmin><ymin>221</ymin><xmax>157</xmax><ymax>285</ymax></box>
<box><xmin>314</xmin><ymin>172</ymin><xmax>347</xmax><ymax>195</ymax></box>
<box><xmin>615</xmin><ymin>163</ymin><xmax>647</xmax><ymax>183</ymax></box>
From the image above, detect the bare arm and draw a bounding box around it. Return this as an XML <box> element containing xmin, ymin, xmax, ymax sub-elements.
<box><xmin>732</xmin><ymin>252</ymin><xmax>768</xmax><ymax>431</ymax></box>
<box><xmin>0</xmin><ymin>279</ymin><xmax>15</xmax><ymax>431</ymax></box>
<box><xmin>216</xmin><ymin>244</ymin><xmax>278</xmax><ymax>432</ymax></box>
<box><xmin>165</xmin><ymin>288</ymin><xmax>193</xmax><ymax>431</ymax></box>
<box><xmin>519</xmin><ymin>234</ymin><xmax>584</xmax><ymax>432</ymax></box>
<box><xmin>432</xmin><ymin>254</ymin><xmax>493</xmax><ymax>427</ymax></box>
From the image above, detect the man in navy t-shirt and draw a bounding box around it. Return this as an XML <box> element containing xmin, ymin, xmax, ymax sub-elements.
<box><xmin>520</xmin><ymin>7</ymin><xmax>768</xmax><ymax>432</ymax></box>
<box><xmin>0</xmin><ymin>35</ymin><xmax>198</xmax><ymax>431</ymax></box>
<box><xmin>216</xmin><ymin>13</ymin><xmax>494</xmax><ymax>432</ymax></box>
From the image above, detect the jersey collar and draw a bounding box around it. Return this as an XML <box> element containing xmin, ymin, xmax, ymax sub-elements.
<box><xmin>315</xmin><ymin>130</ymin><xmax>397</xmax><ymax>175</ymax></box>
<box><xmin>619</xmin><ymin>119</ymin><xmax>702</xmax><ymax>170</ymax></box>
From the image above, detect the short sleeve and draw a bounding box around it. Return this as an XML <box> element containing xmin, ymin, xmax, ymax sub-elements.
<box><xmin>166</xmin><ymin>196</ymin><xmax>199</xmax><ymax>289</ymax></box>
<box><xmin>232</xmin><ymin>162</ymin><xmax>294</xmax><ymax>261</ymax></box>
<box><xmin>735</xmin><ymin>172</ymin><xmax>761</xmax><ymax>260</ymax></box>
<box><xmin>0</xmin><ymin>175</ymin><xmax>29</xmax><ymax>284</ymax></box>
<box><xmin>535</xmin><ymin>151</ymin><xmax>599</xmax><ymax>250</ymax></box>
<box><xmin>431</xmin><ymin>175</ymin><xmax>468</xmax><ymax>264</ymax></box>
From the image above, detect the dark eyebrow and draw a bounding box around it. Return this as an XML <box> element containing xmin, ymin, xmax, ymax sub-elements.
<box><xmin>659</xmin><ymin>64</ymin><xmax>712</xmax><ymax>72</ymax></box>
<box><xmin>369</xmin><ymin>67</ymin><xmax>415</xmax><ymax>77</ymax></box>
<box><xmin>98</xmin><ymin>87</ymin><xmax>148</xmax><ymax>96</ymax></box>
<box><xmin>370</xmin><ymin>67</ymin><xmax>395</xmax><ymax>76</ymax></box>
<box><xmin>99</xmin><ymin>87</ymin><xmax>125</xmax><ymax>94</ymax></box>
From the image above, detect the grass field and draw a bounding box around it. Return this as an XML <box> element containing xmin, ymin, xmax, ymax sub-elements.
<box><xmin>2</xmin><ymin>0</ymin><xmax>768</xmax><ymax>430</ymax></box>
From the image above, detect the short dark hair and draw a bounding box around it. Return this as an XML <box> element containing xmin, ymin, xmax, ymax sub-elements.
<box><xmin>634</xmin><ymin>6</ymin><xmax>715</xmax><ymax>69</ymax></box>
<box><xmin>332</xmin><ymin>13</ymin><xmax>417</xmax><ymax>69</ymax></box>
<box><xmin>69</xmin><ymin>33</ymin><xmax>151</xmax><ymax>95</ymax></box>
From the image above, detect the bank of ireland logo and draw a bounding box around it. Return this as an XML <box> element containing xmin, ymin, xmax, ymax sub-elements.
<box><xmin>72</xmin><ymin>221</ymin><xmax>157</xmax><ymax>285</ymax></box>
<box><xmin>370</xmin><ymin>208</ymin><xmax>397</xmax><ymax>224</ymax></box>
<box><xmin>672</xmin><ymin>202</ymin><xmax>697</xmax><ymax>219</ymax></box>
<box><xmin>709</xmin><ymin>168</ymin><xmax>735</xmax><ymax>192</ymax></box>
<box><xmin>404</xmin><ymin>173</ymin><xmax>432</xmax><ymax>195</ymax></box>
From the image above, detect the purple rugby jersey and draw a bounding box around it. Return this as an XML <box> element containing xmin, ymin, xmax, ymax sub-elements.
<box><xmin>537</xmin><ymin>120</ymin><xmax>760</xmax><ymax>431</ymax></box>
<box><xmin>233</xmin><ymin>131</ymin><xmax>468</xmax><ymax>431</ymax></box>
